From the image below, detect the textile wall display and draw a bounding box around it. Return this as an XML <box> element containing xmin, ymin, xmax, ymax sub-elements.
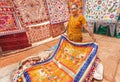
<box><xmin>0</xmin><ymin>0</ymin><xmax>12</xmax><ymax>6</ymax></box>
<box><xmin>50</xmin><ymin>23</ymin><xmax>65</xmax><ymax>37</ymax></box>
<box><xmin>26</xmin><ymin>24</ymin><xmax>51</xmax><ymax>43</ymax></box>
<box><xmin>0</xmin><ymin>7</ymin><xmax>22</xmax><ymax>36</ymax></box>
<box><xmin>12</xmin><ymin>35</ymin><xmax>99</xmax><ymax>82</ymax></box>
<box><xmin>0</xmin><ymin>32</ymin><xmax>31</xmax><ymax>52</ymax></box>
<box><xmin>12</xmin><ymin>0</ymin><xmax>49</xmax><ymax>27</ymax></box>
<box><xmin>84</xmin><ymin>0</ymin><xmax>120</xmax><ymax>23</ymax></box>
<box><xmin>46</xmin><ymin>0</ymin><xmax>69</xmax><ymax>24</ymax></box>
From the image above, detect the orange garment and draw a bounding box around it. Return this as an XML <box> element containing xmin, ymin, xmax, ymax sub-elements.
<box><xmin>67</xmin><ymin>14</ymin><xmax>86</xmax><ymax>42</ymax></box>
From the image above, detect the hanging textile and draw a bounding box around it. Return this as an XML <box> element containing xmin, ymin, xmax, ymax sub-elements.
<box><xmin>116</xmin><ymin>21</ymin><xmax>120</xmax><ymax>38</ymax></box>
<box><xmin>0</xmin><ymin>32</ymin><xmax>31</xmax><ymax>52</ymax></box>
<box><xmin>12</xmin><ymin>0</ymin><xmax>49</xmax><ymax>27</ymax></box>
<box><xmin>109</xmin><ymin>23</ymin><xmax>116</xmax><ymax>37</ymax></box>
<box><xmin>12</xmin><ymin>35</ymin><xmax>99</xmax><ymax>82</ymax></box>
<box><xmin>94</xmin><ymin>21</ymin><xmax>101</xmax><ymax>33</ymax></box>
<box><xmin>0</xmin><ymin>0</ymin><xmax>12</xmax><ymax>6</ymax></box>
<box><xmin>46</xmin><ymin>0</ymin><xmax>69</xmax><ymax>24</ymax></box>
<box><xmin>50</xmin><ymin>23</ymin><xmax>65</xmax><ymax>37</ymax></box>
<box><xmin>0</xmin><ymin>7</ymin><xmax>22</xmax><ymax>36</ymax></box>
<box><xmin>84</xmin><ymin>0</ymin><xmax>119</xmax><ymax>23</ymax></box>
<box><xmin>26</xmin><ymin>24</ymin><xmax>51</xmax><ymax>43</ymax></box>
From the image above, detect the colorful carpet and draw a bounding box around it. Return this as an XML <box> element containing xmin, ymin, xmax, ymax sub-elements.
<box><xmin>12</xmin><ymin>35</ymin><xmax>98</xmax><ymax>82</ymax></box>
<box><xmin>46</xmin><ymin>0</ymin><xmax>69</xmax><ymax>24</ymax></box>
<box><xmin>26</xmin><ymin>24</ymin><xmax>51</xmax><ymax>43</ymax></box>
<box><xmin>0</xmin><ymin>7</ymin><xmax>22</xmax><ymax>36</ymax></box>
<box><xmin>50</xmin><ymin>23</ymin><xmax>66</xmax><ymax>37</ymax></box>
<box><xmin>12</xmin><ymin>0</ymin><xmax>49</xmax><ymax>27</ymax></box>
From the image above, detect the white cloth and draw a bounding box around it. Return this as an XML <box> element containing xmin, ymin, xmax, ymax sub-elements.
<box><xmin>93</xmin><ymin>63</ymin><xmax>103</xmax><ymax>80</ymax></box>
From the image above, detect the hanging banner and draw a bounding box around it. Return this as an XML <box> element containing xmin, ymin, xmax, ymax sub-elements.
<box><xmin>84</xmin><ymin>0</ymin><xmax>119</xmax><ymax>23</ymax></box>
<box><xmin>12</xmin><ymin>0</ymin><xmax>49</xmax><ymax>27</ymax></box>
<box><xmin>46</xmin><ymin>0</ymin><xmax>69</xmax><ymax>24</ymax></box>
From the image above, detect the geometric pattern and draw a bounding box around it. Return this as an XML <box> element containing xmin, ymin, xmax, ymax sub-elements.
<box><xmin>12</xmin><ymin>0</ymin><xmax>49</xmax><ymax>27</ymax></box>
<box><xmin>50</xmin><ymin>23</ymin><xmax>65</xmax><ymax>37</ymax></box>
<box><xmin>26</xmin><ymin>24</ymin><xmax>51</xmax><ymax>43</ymax></box>
<box><xmin>0</xmin><ymin>7</ymin><xmax>22</xmax><ymax>36</ymax></box>
<box><xmin>46</xmin><ymin>0</ymin><xmax>69</xmax><ymax>24</ymax></box>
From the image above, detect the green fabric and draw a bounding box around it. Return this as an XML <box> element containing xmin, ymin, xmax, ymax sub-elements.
<box><xmin>97</xmin><ymin>25</ymin><xmax>111</xmax><ymax>36</ymax></box>
<box><xmin>94</xmin><ymin>22</ymin><xmax>98</xmax><ymax>33</ymax></box>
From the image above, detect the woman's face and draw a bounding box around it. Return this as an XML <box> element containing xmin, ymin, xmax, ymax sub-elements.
<box><xmin>70</xmin><ymin>5</ymin><xmax>78</xmax><ymax>14</ymax></box>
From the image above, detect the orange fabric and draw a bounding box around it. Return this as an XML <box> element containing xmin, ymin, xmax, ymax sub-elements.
<box><xmin>67</xmin><ymin>14</ymin><xmax>86</xmax><ymax>42</ymax></box>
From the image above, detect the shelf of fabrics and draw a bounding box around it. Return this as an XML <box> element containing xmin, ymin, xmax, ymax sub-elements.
<box><xmin>0</xmin><ymin>31</ymin><xmax>31</xmax><ymax>52</ymax></box>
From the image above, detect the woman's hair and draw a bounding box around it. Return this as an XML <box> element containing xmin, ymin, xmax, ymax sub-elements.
<box><xmin>71</xmin><ymin>3</ymin><xmax>78</xmax><ymax>8</ymax></box>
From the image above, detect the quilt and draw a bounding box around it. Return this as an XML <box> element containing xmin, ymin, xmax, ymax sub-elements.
<box><xmin>12</xmin><ymin>0</ymin><xmax>49</xmax><ymax>27</ymax></box>
<box><xmin>12</xmin><ymin>35</ymin><xmax>98</xmax><ymax>82</ymax></box>
<box><xmin>26</xmin><ymin>24</ymin><xmax>51</xmax><ymax>43</ymax></box>
<box><xmin>46</xmin><ymin>0</ymin><xmax>69</xmax><ymax>24</ymax></box>
<box><xmin>84</xmin><ymin>0</ymin><xmax>119</xmax><ymax>23</ymax></box>
<box><xmin>0</xmin><ymin>7</ymin><xmax>22</xmax><ymax>36</ymax></box>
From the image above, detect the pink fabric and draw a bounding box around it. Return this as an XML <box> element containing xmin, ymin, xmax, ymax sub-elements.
<box><xmin>26</xmin><ymin>24</ymin><xmax>51</xmax><ymax>43</ymax></box>
<box><xmin>13</xmin><ymin>0</ymin><xmax>49</xmax><ymax>27</ymax></box>
<box><xmin>0</xmin><ymin>7</ymin><xmax>22</xmax><ymax>36</ymax></box>
<box><xmin>50</xmin><ymin>23</ymin><xmax>65</xmax><ymax>37</ymax></box>
<box><xmin>46</xmin><ymin>0</ymin><xmax>69</xmax><ymax>24</ymax></box>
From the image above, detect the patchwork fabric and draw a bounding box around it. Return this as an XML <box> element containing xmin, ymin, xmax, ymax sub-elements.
<box><xmin>26</xmin><ymin>24</ymin><xmax>51</xmax><ymax>43</ymax></box>
<box><xmin>46</xmin><ymin>0</ymin><xmax>69</xmax><ymax>24</ymax></box>
<box><xmin>84</xmin><ymin>0</ymin><xmax>119</xmax><ymax>23</ymax></box>
<box><xmin>0</xmin><ymin>7</ymin><xmax>22</xmax><ymax>36</ymax></box>
<box><xmin>12</xmin><ymin>0</ymin><xmax>49</xmax><ymax>27</ymax></box>
<box><xmin>12</xmin><ymin>35</ymin><xmax>98</xmax><ymax>82</ymax></box>
<box><xmin>50</xmin><ymin>23</ymin><xmax>65</xmax><ymax>37</ymax></box>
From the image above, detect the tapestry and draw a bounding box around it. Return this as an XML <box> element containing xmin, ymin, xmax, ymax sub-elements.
<box><xmin>50</xmin><ymin>23</ymin><xmax>65</xmax><ymax>37</ymax></box>
<box><xmin>12</xmin><ymin>0</ymin><xmax>49</xmax><ymax>27</ymax></box>
<box><xmin>0</xmin><ymin>7</ymin><xmax>22</xmax><ymax>36</ymax></box>
<box><xmin>26</xmin><ymin>24</ymin><xmax>51</xmax><ymax>43</ymax></box>
<box><xmin>0</xmin><ymin>0</ymin><xmax>12</xmax><ymax>6</ymax></box>
<box><xmin>84</xmin><ymin>0</ymin><xmax>119</xmax><ymax>23</ymax></box>
<box><xmin>46</xmin><ymin>0</ymin><xmax>69</xmax><ymax>24</ymax></box>
<box><xmin>0</xmin><ymin>32</ymin><xmax>31</xmax><ymax>52</ymax></box>
<box><xmin>12</xmin><ymin>35</ymin><xmax>98</xmax><ymax>82</ymax></box>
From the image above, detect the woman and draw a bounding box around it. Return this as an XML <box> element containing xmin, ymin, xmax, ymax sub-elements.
<box><xmin>67</xmin><ymin>3</ymin><xmax>96</xmax><ymax>42</ymax></box>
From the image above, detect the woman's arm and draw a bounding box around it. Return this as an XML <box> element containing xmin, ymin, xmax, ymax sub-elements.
<box><xmin>83</xmin><ymin>24</ymin><xmax>96</xmax><ymax>42</ymax></box>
